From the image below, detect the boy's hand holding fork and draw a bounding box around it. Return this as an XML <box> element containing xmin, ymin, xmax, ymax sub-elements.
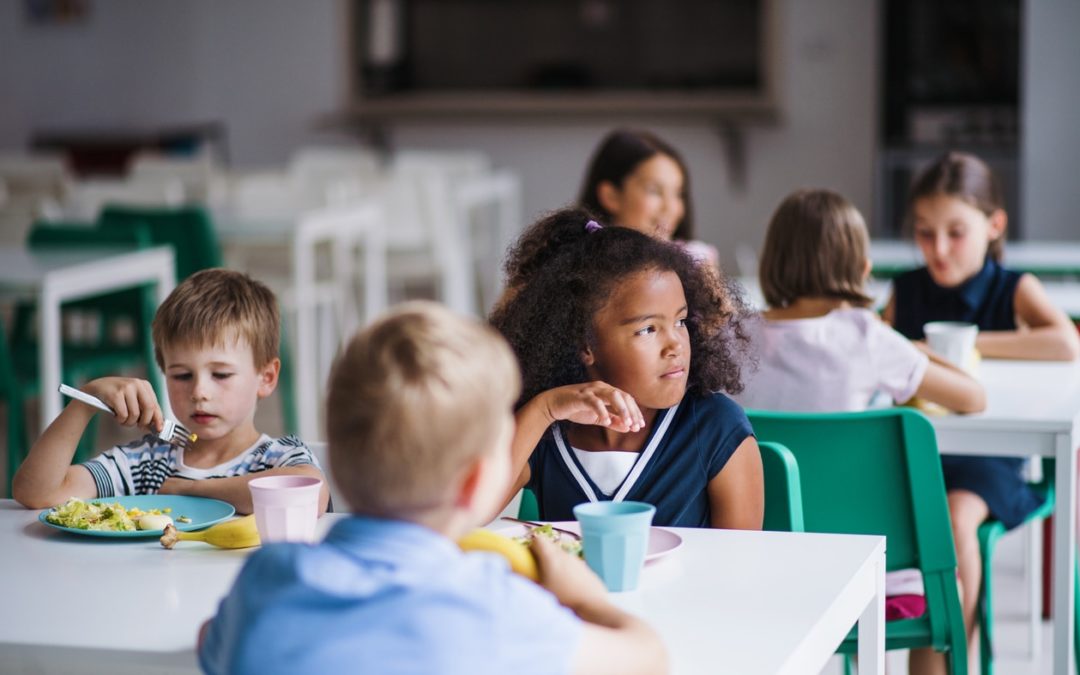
<box><xmin>13</xmin><ymin>376</ymin><xmax>163</xmax><ymax>509</ymax></box>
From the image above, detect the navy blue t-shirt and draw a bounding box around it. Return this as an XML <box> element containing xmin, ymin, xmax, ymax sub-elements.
<box><xmin>892</xmin><ymin>258</ymin><xmax>1021</xmax><ymax>340</ymax></box>
<box><xmin>892</xmin><ymin>256</ymin><xmax>1042</xmax><ymax>529</ymax></box>
<box><xmin>526</xmin><ymin>392</ymin><xmax>753</xmax><ymax>528</ymax></box>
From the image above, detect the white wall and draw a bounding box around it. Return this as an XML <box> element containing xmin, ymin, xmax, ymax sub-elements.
<box><xmin>0</xmin><ymin>0</ymin><xmax>879</xmax><ymax>270</ymax></box>
<box><xmin>1022</xmin><ymin>0</ymin><xmax>1080</xmax><ymax>241</ymax></box>
<box><xmin>0</xmin><ymin>0</ymin><xmax>343</xmax><ymax>165</ymax></box>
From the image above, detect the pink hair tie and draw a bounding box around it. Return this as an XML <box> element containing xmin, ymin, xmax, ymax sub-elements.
<box><xmin>584</xmin><ymin>220</ymin><xmax>603</xmax><ymax>233</ymax></box>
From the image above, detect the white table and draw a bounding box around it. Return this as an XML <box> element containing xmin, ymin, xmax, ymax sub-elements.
<box><xmin>871</xmin><ymin>240</ymin><xmax>1080</xmax><ymax>278</ymax></box>
<box><xmin>931</xmin><ymin>359</ymin><xmax>1080</xmax><ymax>674</ymax></box>
<box><xmin>0</xmin><ymin>504</ymin><xmax>885</xmax><ymax>675</ymax></box>
<box><xmin>0</xmin><ymin>246</ymin><xmax>175</xmax><ymax>430</ymax></box>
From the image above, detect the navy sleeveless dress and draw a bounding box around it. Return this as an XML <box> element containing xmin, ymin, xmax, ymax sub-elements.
<box><xmin>893</xmin><ymin>258</ymin><xmax>1043</xmax><ymax>529</ymax></box>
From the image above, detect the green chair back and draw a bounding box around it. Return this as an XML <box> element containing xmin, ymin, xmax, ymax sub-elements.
<box><xmin>759</xmin><ymin>441</ymin><xmax>804</xmax><ymax>532</ymax></box>
<box><xmin>98</xmin><ymin>205</ymin><xmax>223</xmax><ymax>280</ymax></box>
<box><xmin>747</xmin><ymin>408</ymin><xmax>967</xmax><ymax>672</ymax></box>
<box><xmin>518</xmin><ymin>488</ymin><xmax>539</xmax><ymax>521</ymax></box>
<box><xmin>0</xmin><ymin>313</ymin><xmax>28</xmax><ymax>497</ymax></box>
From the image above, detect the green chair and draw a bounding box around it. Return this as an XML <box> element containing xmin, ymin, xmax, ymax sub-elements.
<box><xmin>1</xmin><ymin>314</ymin><xmax>28</xmax><ymax>497</ymax></box>
<box><xmin>974</xmin><ymin>462</ymin><xmax>1079</xmax><ymax>675</ymax></box>
<box><xmin>759</xmin><ymin>440</ymin><xmax>805</xmax><ymax>532</ymax></box>
<box><xmin>747</xmin><ymin>408</ymin><xmax>968</xmax><ymax>674</ymax></box>
<box><xmin>518</xmin><ymin>488</ymin><xmax>539</xmax><ymax>521</ymax></box>
<box><xmin>97</xmin><ymin>205</ymin><xmax>223</xmax><ymax>279</ymax></box>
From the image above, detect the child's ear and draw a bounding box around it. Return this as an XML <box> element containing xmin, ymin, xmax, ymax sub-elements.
<box><xmin>256</xmin><ymin>358</ymin><xmax>280</xmax><ymax>399</ymax></box>
<box><xmin>580</xmin><ymin>345</ymin><xmax>596</xmax><ymax>367</ymax></box>
<box><xmin>454</xmin><ymin>455</ymin><xmax>485</xmax><ymax>509</ymax></box>
<box><xmin>988</xmin><ymin>208</ymin><xmax>1008</xmax><ymax>241</ymax></box>
<box><xmin>862</xmin><ymin>257</ymin><xmax>873</xmax><ymax>281</ymax></box>
<box><xmin>597</xmin><ymin>181</ymin><xmax>621</xmax><ymax>216</ymax></box>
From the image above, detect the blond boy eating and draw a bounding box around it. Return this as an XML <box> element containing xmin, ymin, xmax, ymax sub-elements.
<box><xmin>198</xmin><ymin>302</ymin><xmax>666</xmax><ymax>674</ymax></box>
<box><xmin>13</xmin><ymin>269</ymin><xmax>329</xmax><ymax>514</ymax></box>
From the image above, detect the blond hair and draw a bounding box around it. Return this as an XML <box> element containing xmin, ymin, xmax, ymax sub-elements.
<box><xmin>326</xmin><ymin>301</ymin><xmax>521</xmax><ymax>516</ymax></box>
<box><xmin>759</xmin><ymin>189</ymin><xmax>874</xmax><ymax>309</ymax></box>
<box><xmin>151</xmin><ymin>268</ymin><xmax>280</xmax><ymax>368</ymax></box>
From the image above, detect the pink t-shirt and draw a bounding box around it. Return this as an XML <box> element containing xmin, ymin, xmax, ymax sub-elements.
<box><xmin>734</xmin><ymin>308</ymin><xmax>929</xmax><ymax>412</ymax></box>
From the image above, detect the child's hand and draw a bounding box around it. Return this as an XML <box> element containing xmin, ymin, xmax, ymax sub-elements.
<box><xmin>81</xmin><ymin>377</ymin><xmax>164</xmax><ymax>432</ymax></box>
<box><xmin>531</xmin><ymin>534</ymin><xmax>608</xmax><ymax>611</ymax></box>
<box><xmin>540</xmin><ymin>382</ymin><xmax>644</xmax><ymax>433</ymax></box>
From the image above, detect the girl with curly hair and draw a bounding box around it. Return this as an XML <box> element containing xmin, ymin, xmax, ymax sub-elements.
<box><xmin>490</xmin><ymin>208</ymin><xmax>762</xmax><ymax>529</ymax></box>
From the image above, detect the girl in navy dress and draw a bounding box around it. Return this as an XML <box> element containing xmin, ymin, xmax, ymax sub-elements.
<box><xmin>884</xmin><ymin>151</ymin><xmax>1080</xmax><ymax>671</ymax></box>
<box><xmin>490</xmin><ymin>208</ymin><xmax>762</xmax><ymax>530</ymax></box>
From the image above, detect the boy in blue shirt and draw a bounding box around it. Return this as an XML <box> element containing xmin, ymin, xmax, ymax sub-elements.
<box><xmin>198</xmin><ymin>302</ymin><xmax>667</xmax><ymax>675</ymax></box>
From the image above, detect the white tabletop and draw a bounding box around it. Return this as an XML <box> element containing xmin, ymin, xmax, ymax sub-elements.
<box><xmin>933</xmin><ymin>359</ymin><xmax>1080</xmax><ymax>446</ymax></box>
<box><xmin>0</xmin><ymin>503</ymin><xmax>884</xmax><ymax>675</ymax></box>
<box><xmin>0</xmin><ymin>246</ymin><xmax>134</xmax><ymax>294</ymax></box>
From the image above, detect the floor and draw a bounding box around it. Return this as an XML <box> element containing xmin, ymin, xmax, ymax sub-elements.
<box><xmin>0</xmin><ymin>394</ymin><xmax>1067</xmax><ymax>675</ymax></box>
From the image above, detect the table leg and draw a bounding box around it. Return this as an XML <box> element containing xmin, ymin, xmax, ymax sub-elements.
<box><xmin>361</xmin><ymin>206</ymin><xmax>387</xmax><ymax>326</ymax></box>
<box><xmin>858</xmin><ymin>549</ymin><xmax>886</xmax><ymax>675</ymax></box>
<box><xmin>38</xmin><ymin>286</ymin><xmax>62</xmax><ymax>430</ymax></box>
<box><xmin>293</xmin><ymin>232</ymin><xmax>318</xmax><ymax>442</ymax></box>
<box><xmin>1052</xmin><ymin>433</ymin><xmax>1077</xmax><ymax>674</ymax></box>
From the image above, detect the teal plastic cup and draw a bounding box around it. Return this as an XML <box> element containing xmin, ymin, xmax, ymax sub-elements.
<box><xmin>573</xmin><ymin>501</ymin><xmax>656</xmax><ymax>592</ymax></box>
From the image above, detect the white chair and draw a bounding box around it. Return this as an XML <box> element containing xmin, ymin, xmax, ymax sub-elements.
<box><xmin>61</xmin><ymin>178</ymin><xmax>185</xmax><ymax>222</ymax></box>
<box><xmin>0</xmin><ymin>153</ymin><xmax>72</xmax><ymax>243</ymax></box>
<box><xmin>127</xmin><ymin>153</ymin><xmax>221</xmax><ymax>202</ymax></box>
<box><xmin>371</xmin><ymin>150</ymin><xmax>496</xmax><ymax>316</ymax></box>
<box><xmin>453</xmin><ymin>169</ymin><xmax>523</xmax><ymax>314</ymax></box>
<box><xmin>0</xmin><ymin>153</ymin><xmax>70</xmax><ymax>195</ymax></box>
<box><xmin>290</xmin><ymin>201</ymin><xmax>387</xmax><ymax>442</ymax></box>
<box><xmin>288</xmin><ymin>146</ymin><xmax>382</xmax><ymax>204</ymax></box>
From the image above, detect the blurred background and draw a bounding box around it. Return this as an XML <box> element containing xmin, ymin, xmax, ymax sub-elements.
<box><xmin>0</xmin><ymin>0</ymin><xmax>1078</xmax><ymax>474</ymax></box>
<box><xmin>3</xmin><ymin>0</ymin><xmax>1076</xmax><ymax>264</ymax></box>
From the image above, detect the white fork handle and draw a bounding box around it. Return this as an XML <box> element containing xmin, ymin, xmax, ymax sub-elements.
<box><xmin>58</xmin><ymin>384</ymin><xmax>115</xmax><ymax>415</ymax></box>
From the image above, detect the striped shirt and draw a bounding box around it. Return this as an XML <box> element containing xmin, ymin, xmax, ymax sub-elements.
<box><xmin>81</xmin><ymin>434</ymin><xmax>318</xmax><ymax>498</ymax></box>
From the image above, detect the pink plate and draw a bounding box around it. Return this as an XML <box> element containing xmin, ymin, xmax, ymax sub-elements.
<box><xmin>492</xmin><ymin>520</ymin><xmax>683</xmax><ymax>563</ymax></box>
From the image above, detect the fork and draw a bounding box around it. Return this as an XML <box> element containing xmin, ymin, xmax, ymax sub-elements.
<box><xmin>500</xmin><ymin>516</ymin><xmax>582</xmax><ymax>541</ymax></box>
<box><xmin>58</xmin><ymin>384</ymin><xmax>197</xmax><ymax>449</ymax></box>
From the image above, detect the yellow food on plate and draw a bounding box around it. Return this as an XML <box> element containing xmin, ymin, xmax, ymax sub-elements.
<box><xmin>160</xmin><ymin>515</ymin><xmax>261</xmax><ymax>550</ymax></box>
<box><xmin>458</xmin><ymin>529</ymin><xmax>539</xmax><ymax>581</ymax></box>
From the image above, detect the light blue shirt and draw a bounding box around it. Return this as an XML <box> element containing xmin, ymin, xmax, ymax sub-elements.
<box><xmin>199</xmin><ymin>516</ymin><xmax>582</xmax><ymax>675</ymax></box>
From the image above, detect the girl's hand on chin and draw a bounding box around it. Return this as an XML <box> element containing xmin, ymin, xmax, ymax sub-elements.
<box><xmin>540</xmin><ymin>382</ymin><xmax>645</xmax><ymax>432</ymax></box>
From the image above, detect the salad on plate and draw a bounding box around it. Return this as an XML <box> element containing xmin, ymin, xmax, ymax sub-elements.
<box><xmin>44</xmin><ymin>497</ymin><xmax>180</xmax><ymax>532</ymax></box>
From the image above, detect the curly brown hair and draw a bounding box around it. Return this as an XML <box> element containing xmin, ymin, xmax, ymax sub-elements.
<box><xmin>491</xmin><ymin>208</ymin><xmax>751</xmax><ymax>406</ymax></box>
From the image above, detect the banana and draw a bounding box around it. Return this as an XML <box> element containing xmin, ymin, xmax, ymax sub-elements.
<box><xmin>458</xmin><ymin>529</ymin><xmax>538</xmax><ymax>581</ymax></box>
<box><xmin>160</xmin><ymin>515</ymin><xmax>261</xmax><ymax>549</ymax></box>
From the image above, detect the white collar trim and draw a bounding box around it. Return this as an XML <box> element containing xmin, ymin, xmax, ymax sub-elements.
<box><xmin>553</xmin><ymin>402</ymin><xmax>680</xmax><ymax>503</ymax></box>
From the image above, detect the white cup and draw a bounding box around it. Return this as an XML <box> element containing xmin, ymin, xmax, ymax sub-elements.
<box><xmin>923</xmin><ymin>321</ymin><xmax>979</xmax><ymax>370</ymax></box>
<box><xmin>248</xmin><ymin>475</ymin><xmax>323</xmax><ymax>543</ymax></box>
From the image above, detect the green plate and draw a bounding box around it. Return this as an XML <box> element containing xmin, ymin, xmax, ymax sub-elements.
<box><xmin>38</xmin><ymin>495</ymin><xmax>235</xmax><ymax>538</ymax></box>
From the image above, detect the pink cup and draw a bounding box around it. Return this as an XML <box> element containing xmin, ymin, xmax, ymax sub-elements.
<box><xmin>248</xmin><ymin>475</ymin><xmax>323</xmax><ymax>543</ymax></box>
